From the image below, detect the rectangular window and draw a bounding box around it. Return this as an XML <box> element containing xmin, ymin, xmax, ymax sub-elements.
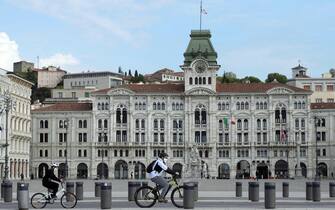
<box><xmin>257</xmin><ymin>133</ymin><xmax>261</xmax><ymax>144</ymax></box>
<box><xmin>58</xmin><ymin>92</ymin><xmax>63</xmax><ymax>98</ymax></box>
<box><xmin>40</xmin><ymin>133</ymin><xmax>44</xmax><ymax>143</ymax></box>
<box><xmin>59</xmin><ymin>133</ymin><xmax>63</xmax><ymax>143</ymax></box>
<box><xmin>85</xmin><ymin>92</ymin><xmax>90</xmax><ymax>97</ymax></box>
<box><xmin>315</xmin><ymin>85</ymin><xmax>322</xmax><ymax>91</ymax></box>
<box><xmin>224</xmin><ymin>133</ymin><xmax>229</xmax><ymax>144</ymax></box>
<box><xmin>327</xmin><ymin>98</ymin><xmax>334</xmax><ymax>103</ymax></box>
<box><xmin>78</xmin><ymin>150</ymin><xmax>82</xmax><ymax>157</ymax></box>
<box><xmin>303</xmin><ymin>85</ymin><xmax>311</xmax><ymax>90</ymax></box>
<box><xmin>263</xmin><ymin>133</ymin><xmax>267</xmax><ymax>144</ymax></box>
<box><xmin>154</xmin><ymin>133</ymin><xmax>158</xmax><ymax>144</ymax></box>
<box><xmin>322</xmin><ymin>132</ymin><xmax>326</xmax><ymax>141</ymax></box>
<box><xmin>327</xmin><ymin>85</ymin><xmax>334</xmax><ymax>91</ymax></box>
<box><xmin>237</xmin><ymin>133</ymin><xmax>242</xmax><ymax>145</ymax></box>
<box><xmin>301</xmin><ymin>132</ymin><xmax>306</xmax><ymax>144</ymax></box>
<box><xmin>316</xmin><ymin>98</ymin><xmax>323</xmax><ymax>103</ymax></box>
<box><xmin>323</xmin><ymin>148</ymin><xmax>326</xmax><ymax>156</ymax></box>
<box><xmin>44</xmin><ymin>133</ymin><xmax>48</xmax><ymax>142</ymax></box>
<box><xmin>72</xmin><ymin>92</ymin><xmax>76</xmax><ymax>98</ymax></box>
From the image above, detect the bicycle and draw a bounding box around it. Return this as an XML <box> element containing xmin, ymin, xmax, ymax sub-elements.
<box><xmin>134</xmin><ymin>175</ymin><xmax>185</xmax><ymax>208</ymax></box>
<box><xmin>31</xmin><ymin>182</ymin><xmax>77</xmax><ymax>209</ymax></box>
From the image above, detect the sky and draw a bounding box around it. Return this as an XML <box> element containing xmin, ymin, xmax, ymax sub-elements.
<box><xmin>0</xmin><ymin>0</ymin><xmax>334</xmax><ymax>80</ymax></box>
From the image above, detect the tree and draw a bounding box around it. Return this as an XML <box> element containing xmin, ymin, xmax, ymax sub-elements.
<box><xmin>240</xmin><ymin>76</ymin><xmax>262</xmax><ymax>83</ymax></box>
<box><xmin>221</xmin><ymin>71</ymin><xmax>239</xmax><ymax>83</ymax></box>
<box><xmin>118</xmin><ymin>66</ymin><xmax>123</xmax><ymax>74</ymax></box>
<box><xmin>128</xmin><ymin>69</ymin><xmax>132</xmax><ymax>77</ymax></box>
<box><xmin>134</xmin><ymin>70</ymin><xmax>138</xmax><ymax>77</ymax></box>
<box><xmin>124</xmin><ymin>72</ymin><xmax>127</xmax><ymax>76</ymax></box>
<box><xmin>265</xmin><ymin>73</ymin><xmax>288</xmax><ymax>84</ymax></box>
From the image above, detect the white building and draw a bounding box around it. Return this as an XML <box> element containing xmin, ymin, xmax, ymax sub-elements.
<box><xmin>0</xmin><ymin>71</ymin><xmax>33</xmax><ymax>179</ymax></box>
<box><xmin>287</xmin><ymin>65</ymin><xmax>335</xmax><ymax>103</ymax></box>
<box><xmin>31</xmin><ymin>30</ymin><xmax>335</xmax><ymax>180</ymax></box>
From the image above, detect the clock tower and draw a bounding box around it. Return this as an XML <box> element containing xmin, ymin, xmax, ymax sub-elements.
<box><xmin>181</xmin><ymin>30</ymin><xmax>220</xmax><ymax>93</ymax></box>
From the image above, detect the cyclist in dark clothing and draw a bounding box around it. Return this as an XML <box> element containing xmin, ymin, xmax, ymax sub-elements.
<box><xmin>42</xmin><ymin>163</ymin><xmax>62</xmax><ymax>198</ymax></box>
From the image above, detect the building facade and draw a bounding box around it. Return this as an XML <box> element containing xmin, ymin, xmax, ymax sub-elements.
<box><xmin>0</xmin><ymin>71</ymin><xmax>33</xmax><ymax>180</ymax></box>
<box><xmin>31</xmin><ymin>30</ymin><xmax>335</xmax><ymax>180</ymax></box>
<box><xmin>33</xmin><ymin>66</ymin><xmax>66</xmax><ymax>88</ymax></box>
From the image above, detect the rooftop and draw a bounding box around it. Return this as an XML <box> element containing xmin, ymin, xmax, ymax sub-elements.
<box><xmin>311</xmin><ymin>103</ymin><xmax>335</xmax><ymax>110</ymax></box>
<box><xmin>32</xmin><ymin>102</ymin><xmax>92</xmax><ymax>112</ymax></box>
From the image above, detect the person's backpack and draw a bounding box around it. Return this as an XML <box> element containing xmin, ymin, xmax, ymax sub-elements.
<box><xmin>146</xmin><ymin>160</ymin><xmax>157</xmax><ymax>173</ymax></box>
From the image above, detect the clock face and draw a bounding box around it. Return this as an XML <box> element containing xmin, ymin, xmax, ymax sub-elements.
<box><xmin>194</xmin><ymin>60</ymin><xmax>207</xmax><ymax>73</ymax></box>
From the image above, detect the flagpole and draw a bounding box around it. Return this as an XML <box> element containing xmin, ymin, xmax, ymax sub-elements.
<box><xmin>200</xmin><ymin>0</ymin><xmax>202</xmax><ymax>31</ymax></box>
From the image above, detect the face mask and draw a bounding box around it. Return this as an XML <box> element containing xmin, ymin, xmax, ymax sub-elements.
<box><xmin>164</xmin><ymin>158</ymin><xmax>168</xmax><ymax>163</ymax></box>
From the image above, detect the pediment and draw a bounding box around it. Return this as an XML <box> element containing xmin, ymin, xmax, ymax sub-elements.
<box><xmin>185</xmin><ymin>87</ymin><xmax>216</xmax><ymax>96</ymax></box>
<box><xmin>107</xmin><ymin>88</ymin><xmax>134</xmax><ymax>96</ymax></box>
<box><xmin>267</xmin><ymin>87</ymin><xmax>294</xmax><ymax>94</ymax></box>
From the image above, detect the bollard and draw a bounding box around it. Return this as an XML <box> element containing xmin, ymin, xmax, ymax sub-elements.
<box><xmin>17</xmin><ymin>182</ymin><xmax>22</xmax><ymax>201</ymax></box>
<box><xmin>18</xmin><ymin>183</ymin><xmax>29</xmax><ymax>210</ymax></box>
<box><xmin>312</xmin><ymin>182</ymin><xmax>321</xmax><ymax>202</ymax></box>
<box><xmin>95</xmin><ymin>182</ymin><xmax>102</xmax><ymax>197</ymax></box>
<box><xmin>329</xmin><ymin>182</ymin><xmax>335</xmax><ymax>197</ymax></box>
<box><xmin>306</xmin><ymin>182</ymin><xmax>313</xmax><ymax>200</ymax></box>
<box><xmin>76</xmin><ymin>182</ymin><xmax>84</xmax><ymax>200</ymax></box>
<box><xmin>141</xmin><ymin>182</ymin><xmax>148</xmax><ymax>200</ymax></box>
<box><xmin>1</xmin><ymin>182</ymin><xmax>4</xmax><ymax>199</ymax></box>
<box><xmin>192</xmin><ymin>182</ymin><xmax>198</xmax><ymax>201</ymax></box>
<box><xmin>183</xmin><ymin>182</ymin><xmax>195</xmax><ymax>209</ymax></box>
<box><xmin>236</xmin><ymin>182</ymin><xmax>242</xmax><ymax>197</ymax></box>
<box><xmin>128</xmin><ymin>182</ymin><xmax>141</xmax><ymax>201</ymax></box>
<box><xmin>248</xmin><ymin>182</ymin><xmax>251</xmax><ymax>200</ymax></box>
<box><xmin>3</xmin><ymin>181</ymin><xmax>12</xmax><ymax>202</ymax></box>
<box><xmin>250</xmin><ymin>182</ymin><xmax>259</xmax><ymax>202</ymax></box>
<box><xmin>66</xmin><ymin>182</ymin><xmax>75</xmax><ymax>201</ymax></box>
<box><xmin>283</xmin><ymin>182</ymin><xmax>289</xmax><ymax>198</ymax></box>
<box><xmin>264</xmin><ymin>182</ymin><xmax>276</xmax><ymax>209</ymax></box>
<box><xmin>100</xmin><ymin>182</ymin><xmax>112</xmax><ymax>209</ymax></box>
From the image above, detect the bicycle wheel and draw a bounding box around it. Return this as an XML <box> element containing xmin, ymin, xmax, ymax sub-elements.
<box><xmin>60</xmin><ymin>192</ymin><xmax>77</xmax><ymax>208</ymax></box>
<box><xmin>134</xmin><ymin>186</ymin><xmax>157</xmax><ymax>208</ymax></box>
<box><xmin>171</xmin><ymin>186</ymin><xmax>184</xmax><ymax>208</ymax></box>
<box><xmin>31</xmin><ymin>193</ymin><xmax>48</xmax><ymax>209</ymax></box>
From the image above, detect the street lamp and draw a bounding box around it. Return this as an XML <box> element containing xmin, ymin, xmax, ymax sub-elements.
<box><xmin>314</xmin><ymin>117</ymin><xmax>321</xmax><ymax>180</ymax></box>
<box><xmin>0</xmin><ymin>90</ymin><xmax>16</xmax><ymax>183</ymax></box>
<box><xmin>64</xmin><ymin>118</ymin><xmax>69</xmax><ymax>180</ymax></box>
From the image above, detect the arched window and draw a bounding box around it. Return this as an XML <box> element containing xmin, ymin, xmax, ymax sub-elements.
<box><xmin>263</xmin><ymin>119</ymin><xmax>267</xmax><ymax>130</ymax></box>
<box><xmin>59</xmin><ymin>120</ymin><xmax>63</xmax><ymax>128</ymax></box>
<box><xmin>199</xmin><ymin>77</ymin><xmax>202</xmax><ymax>84</ymax></box>
<box><xmin>201</xmin><ymin>110</ymin><xmax>207</xmax><ymax>124</ymax></box>
<box><xmin>173</xmin><ymin>120</ymin><xmax>178</xmax><ymax>129</ymax></box>
<box><xmin>256</xmin><ymin>102</ymin><xmax>259</xmax><ymax>110</ymax></box>
<box><xmin>157</xmin><ymin>102</ymin><xmax>161</xmax><ymax>110</ymax></box>
<box><xmin>237</xmin><ymin>119</ymin><xmax>242</xmax><ymax>130</ymax></box>
<box><xmin>195</xmin><ymin>109</ymin><xmax>200</xmax><ymax>124</ymax></box>
<box><xmin>83</xmin><ymin>120</ymin><xmax>87</xmax><ymax>128</ymax></box>
<box><xmin>40</xmin><ymin>120</ymin><xmax>44</xmax><ymax>128</ymax></box>
<box><xmin>160</xmin><ymin>119</ymin><xmax>165</xmax><ymax>129</ymax></box>
<box><xmin>245</xmin><ymin>102</ymin><xmax>249</xmax><ymax>110</ymax></box>
<box><xmin>298</xmin><ymin>102</ymin><xmax>302</xmax><ymax>109</ymax></box>
<box><xmin>104</xmin><ymin>119</ymin><xmax>108</xmax><ymax>128</ymax></box>
<box><xmin>241</xmin><ymin>102</ymin><xmax>245</xmax><ymax>110</ymax></box>
<box><xmin>135</xmin><ymin>119</ymin><xmax>139</xmax><ymax>129</ymax></box>
<box><xmin>180</xmin><ymin>103</ymin><xmax>183</xmax><ymax>110</ymax></box>
<box><xmin>98</xmin><ymin>119</ymin><xmax>102</xmax><ymax>129</ymax></box>
<box><xmin>295</xmin><ymin>118</ymin><xmax>299</xmax><ymax>129</ymax></box>
<box><xmin>97</xmin><ymin>103</ymin><xmax>101</xmax><ymax>110</ymax></box>
<box><xmin>302</xmin><ymin>102</ymin><xmax>306</xmax><ymax>109</ymax></box>
<box><xmin>141</xmin><ymin>119</ymin><xmax>145</xmax><ymax>129</ymax></box>
<box><xmin>79</xmin><ymin>120</ymin><xmax>83</xmax><ymax>128</ymax></box>
<box><xmin>260</xmin><ymin>102</ymin><xmax>263</xmax><ymax>109</ymax></box>
<box><xmin>153</xmin><ymin>102</ymin><xmax>156</xmax><ymax>110</ymax></box>
<box><xmin>243</xmin><ymin>119</ymin><xmax>248</xmax><ymax>130</ymax></box>
<box><xmin>208</xmin><ymin>77</ymin><xmax>212</xmax><ymax>84</ymax></box>
<box><xmin>222</xmin><ymin>103</ymin><xmax>225</xmax><ymax>110</ymax></box>
<box><xmin>264</xmin><ymin>102</ymin><xmax>267</xmax><ymax>109</ymax></box>
<box><xmin>203</xmin><ymin>77</ymin><xmax>206</xmax><ymax>84</ymax></box>
<box><xmin>101</xmin><ymin>103</ymin><xmax>105</xmax><ymax>110</ymax></box>
<box><xmin>142</xmin><ymin>103</ymin><xmax>146</xmax><ymax>110</ymax></box>
<box><xmin>154</xmin><ymin>119</ymin><xmax>158</xmax><ymax>129</ymax></box>
<box><xmin>226</xmin><ymin>103</ymin><xmax>229</xmax><ymax>110</ymax></box>
<box><xmin>172</xmin><ymin>103</ymin><xmax>175</xmax><ymax>110</ymax></box>
<box><xmin>162</xmin><ymin>102</ymin><xmax>165</xmax><ymax>110</ymax></box>
<box><xmin>135</xmin><ymin>103</ymin><xmax>138</xmax><ymax>110</ymax></box>
<box><xmin>122</xmin><ymin>108</ymin><xmax>127</xmax><ymax>123</ymax></box>
<box><xmin>195</xmin><ymin>77</ymin><xmax>198</xmax><ymax>85</ymax></box>
<box><xmin>105</xmin><ymin>103</ymin><xmax>109</xmax><ymax>110</ymax></box>
<box><xmin>176</xmin><ymin>103</ymin><xmax>179</xmax><ymax>110</ymax></box>
<box><xmin>218</xmin><ymin>103</ymin><xmax>221</xmax><ymax>110</ymax></box>
<box><xmin>138</xmin><ymin>102</ymin><xmax>142</xmax><ymax>110</ymax></box>
<box><xmin>116</xmin><ymin>108</ymin><xmax>121</xmax><ymax>123</ymax></box>
<box><xmin>236</xmin><ymin>102</ymin><xmax>240</xmax><ymax>110</ymax></box>
<box><xmin>294</xmin><ymin>102</ymin><xmax>297</xmax><ymax>109</ymax></box>
<box><xmin>189</xmin><ymin>77</ymin><xmax>193</xmax><ymax>85</ymax></box>
<box><xmin>219</xmin><ymin>119</ymin><xmax>223</xmax><ymax>129</ymax></box>
<box><xmin>257</xmin><ymin>119</ymin><xmax>261</xmax><ymax>130</ymax></box>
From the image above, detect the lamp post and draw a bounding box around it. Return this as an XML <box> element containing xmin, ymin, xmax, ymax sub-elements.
<box><xmin>0</xmin><ymin>90</ymin><xmax>16</xmax><ymax>183</ymax></box>
<box><xmin>314</xmin><ymin>117</ymin><xmax>320</xmax><ymax>180</ymax></box>
<box><xmin>64</xmin><ymin>118</ymin><xmax>69</xmax><ymax>180</ymax></box>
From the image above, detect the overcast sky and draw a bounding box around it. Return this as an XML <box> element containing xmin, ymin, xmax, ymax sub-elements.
<box><xmin>0</xmin><ymin>0</ymin><xmax>334</xmax><ymax>80</ymax></box>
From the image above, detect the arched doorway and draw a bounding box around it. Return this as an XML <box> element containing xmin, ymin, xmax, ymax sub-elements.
<box><xmin>97</xmin><ymin>163</ymin><xmax>109</xmax><ymax>179</ymax></box>
<box><xmin>134</xmin><ymin>162</ymin><xmax>146</xmax><ymax>179</ymax></box>
<box><xmin>172</xmin><ymin>163</ymin><xmax>183</xmax><ymax>178</ymax></box>
<box><xmin>38</xmin><ymin>163</ymin><xmax>48</xmax><ymax>178</ymax></box>
<box><xmin>295</xmin><ymin>162</ymin><xmax>307</xmax><ymax>178</ymax></box>
<box><xmin>218</xmin><ymin>163</ymin><xmax>230</xmax><ymax>179</ymax></box>
<box><xmin>318</xmin><ymin>162</ymin><xmax>328</xmax><ymax>178</ymax></box>
<box><xmin>77</xmin><ymin>163</ymin><xmax>88</xmax><ymax>179</ymax></box>
<box><xmin>275</xmin><ymin>160</ymin><xmax>288</xmax><ymax>178</ymax></box>
<box><xmin>236</xmin><ymin>160</ymin><xmax>250</xmax><ymax>179</ymax></box>
<box><xmin>58</xmin><ymin>163</ymin><xmax>66</xmax><ymax>178</ymax></box>
<box><xmin>256</xmin><ymin>162</ymin><xmax>268</xmax><ymax>179</ymax></box>
<box><xmin>115</xmin><ymin>160</ymin><xmax>128</xmax><ymax>179</ymax></box>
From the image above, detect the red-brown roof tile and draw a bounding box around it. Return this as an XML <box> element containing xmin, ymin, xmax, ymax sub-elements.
<box><xmin>311</xmin><ymin>103</ymin><xmax>335</xmax><ymax>110</ymax></box>
<box><xmin>32</xmin><ymin>103</ymin><xmax>92</xmax><ymax>112</ymax></box>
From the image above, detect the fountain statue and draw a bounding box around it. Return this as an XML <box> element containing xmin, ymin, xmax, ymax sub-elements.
<box><xmin>184</xmin><ymin>144</ymin><xmax>202</xmax><ymax>178</ymax></box>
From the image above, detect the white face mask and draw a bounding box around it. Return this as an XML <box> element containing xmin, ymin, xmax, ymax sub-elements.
<box><xmin>163</xmin><ymin>158</ymin><xmax>168</xmax><ymax>163</ymax></box>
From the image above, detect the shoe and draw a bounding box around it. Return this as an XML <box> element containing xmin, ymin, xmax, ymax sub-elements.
<box><xmin>158</xmin><ymin>197</ymin><xmax>168</xmax><ymax>203</ymax></box>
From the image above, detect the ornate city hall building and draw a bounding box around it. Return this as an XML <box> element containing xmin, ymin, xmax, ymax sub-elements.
<box><xmin>31</xmin><ymin>30</ymin><xmax>335</xmax><ymax>180</ymax></box>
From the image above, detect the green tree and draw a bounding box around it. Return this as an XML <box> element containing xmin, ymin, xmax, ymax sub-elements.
<box><xmin>221</xmin><ymin>71</ymin><xmax>240</xmax><ymax>83</ymax></box>
<box><xmin>118</xmin><ymin>66</ymin><xmax>123</xmax><ymax>74</ymax></box>
<box><xmin>134</xmin><ymin>70</ymin><xmax>138</xmax><ymax>77</ymax></box>
<box><xmin>128</xmin><ymin>69</ymin><xmax>132</xmax><ymax>77</ymax></box>
<box><xmin>265</xmin><ymin>73</ymin><xmax>288</xmax><ymax>84</ymax></box>
<box><xmin>240</xmin><ymin>76</ymin><xmax>263</xmax><ymax>83</ymax></box>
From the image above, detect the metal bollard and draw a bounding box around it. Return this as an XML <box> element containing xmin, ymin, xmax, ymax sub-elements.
<box><xmin>264</xmin><ymin>182</ymin><xmax>276</xmax><ymax>209</ymax></box>
<box><xmin>248</xmin><ymin>182</ymin><xmax>251</xmax><ymax>200</ymax></box>
<box><xmin>3</xmin><ymin>181</ymin><xmax>12</xmax><ymax>202</ymax></box>
<box><xmin>18</xmin><ymin>183</ymin><xmax>29</xmax><ymax>210</ymax></box>
<box><xmin>250</xmin><ymin>182</ymin><xmax>259</xmax><ymax>202</ymax></box>
<box><xmin>128</xmin><ymin>181</ymin><xmax>141</xmax><ymax>201</ymax></box>
<box><xmin>183</xmin><ymin>182</ymin><xmax>195</xmax><ymax>209</ymax></box>
<box><xmin>236</xmin><ymin>182</ymin><xmax>242</xmax><ymax>197</ymax></box>
<box><xmin>141</xmin><ymin>182</ymin><xmax>148</xmax><ymax>200</ymax></box>
<box><xmin>192</xmin><ymin>182</ymin><xmax>198</xmax><ymax>201</ymax></box>
<box><xmin>17</xmin><ymin>182</ymin><xmax>22</xmax><ymax>201</ymax></box>
<box><xmin>95</xmin><ymin>182</ymin><xmax>102</xmax><ymax>197</ymax></box>
<box><xmin>100</xmin><ymin>182</ymin><xmax>112</xmax><ymax>209</ymax></box>
<box><xmin>66</xmin><ymin>182</ymin><xmax>75</xmax><ymax>201</ymax></box>
<box><xmin>312</xmin><ymin>182</ymin><xmax>321</xmax><ymax>202</ymax></box>
<box><xmin>329</xmin><ymin>182</ymin><xmax>335</xmax><ymax>197</ymax></box>
<box><xmin>283</xmin><ymin>182</ymin><xmax>289</xmax><ymax>198</ymax></box>
<box><xmin>1</xmin><ymin>182</ymin><xmax>4</xmax><ymax>199</ymax></box>
<box><xmin>306</xmin><ymin>182</ymin><xmax>313</xmax><ymax>200</ymax></box>
<box><xmin>76</xmin><ymin>182</ymin><xmax>84</xmax><ymax>200</ymax></box>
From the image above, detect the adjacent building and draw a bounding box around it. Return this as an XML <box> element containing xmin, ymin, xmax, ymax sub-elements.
<box><xmin>31</xmin><ymin>30</ymin><xmax>335</xmax><ymax>180</ymax></box>
<box><xmin>33</xmin><ymin>66</ymin><xmax>66</xmax><ymax>88</ymax></box>
<box><xmin>144</xmin><ymin>68</ymin><xmax>184</xmax><ymax>83</ymax></box>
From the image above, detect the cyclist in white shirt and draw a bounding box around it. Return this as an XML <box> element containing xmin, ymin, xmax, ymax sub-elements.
<box><xmin>147</xmin><ymin>152</ymin><xmax>176</xmax><ymax>203</ymax></box>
